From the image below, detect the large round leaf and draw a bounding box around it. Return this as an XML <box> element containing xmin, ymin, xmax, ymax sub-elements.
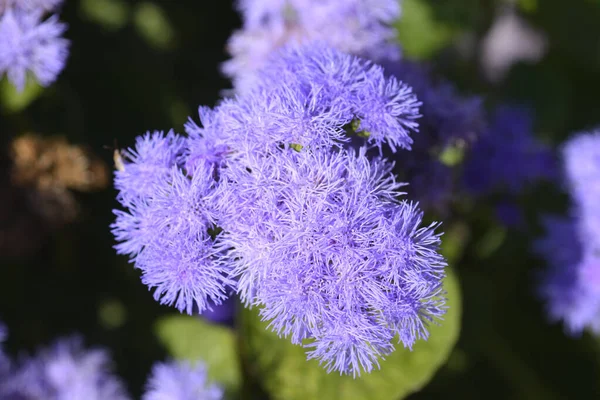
<box><xmin>155</xmin><ymin>315</ymin><xmax>242</xmax><ymax>396</ymax></box>
<box><xmin>241</xmin><ymin>269</ymin><xmax>462</xmax><ymax>400</ymax></box>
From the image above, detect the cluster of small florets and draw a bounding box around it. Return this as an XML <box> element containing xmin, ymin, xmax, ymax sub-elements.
<box><xmin>223</xmin><ymin>0</ymin><xmax>402</xmax><ymax>91</ymax></box>
<box><xmin>536</xmin><ymin>132</ymin><xmax>600</xmax><ymax>333</ymax></box>
<box><xmin>112</xmin><ymin>43</ymin><xmax>448</xmax><ymax>376</ymax></box>
<box><xmin>0</xmin><ymin>0</ymin><xmax>69</xmax><ymax>91</ymax></box>
<box><xmin>0</xmin><ymin>325</ymin><xmax>222</xmax><ymax>399</ymax></box>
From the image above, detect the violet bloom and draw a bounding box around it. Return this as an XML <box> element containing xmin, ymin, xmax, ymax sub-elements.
<box><xmin>113</xmin><ymin>44</ymin><xmax>446</xmax><ymax>376</ymax></box>
<box><xmin>563</xmin><ymin>131</ymin><xmax>600</xmax><ymax>229</ymax></box>
<box><xmin>112</xmin><ymin>162</ymin><xmax>233</xmax><ymax>315</ymax></box>
<box><xmin>0</xmin><ymin>335</ymin><xmax>130</xmax><ymax>400</ymax></box>
<box><xmin>143</xmin><ymin>360</ymin><xmax>223</xmax><ymax>400</ymax></box>
<box><xmin>378</xmin><ymin>58</ymin><xmax>485</xmax><ymax>213</ymax></box>
<box><xmin>536</xmin><ymin>216</ymin><xmax>600</xmax><ymax>334</ymax></box>
<box><xmin>0</xmin><ymin>4</ymin><xmax>69</xmax><ymax>91</ymax></box>
<box><xmin>114</xmin><ymin>130</ymin><xmax>187</xmax><ymax>206</ymax></box>
<box><xmin>218</xmin><ymin>146</ymin><xmax>446</xmax><ymax>376</ymax></box>
<box><xmin>463</xmin><ymin>105</ymin><xmax>556</xmax><ymax>196</ymax></box>
<box><xmin>536</xmin><ymin>132</ymin><xmax>600</xmax><ymax>333</ymax></box>
<box><xmin>223</xmin><ymin>0</ymin><xmax>402</xmax><ymax>90</ymax></box>
<box><xmin>199</xmin><ymin>43</ymin><xmax>420</xmax><ymax>154</ymax></box>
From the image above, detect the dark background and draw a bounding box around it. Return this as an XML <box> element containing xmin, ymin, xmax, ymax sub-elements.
<box><xmin>1</xmin><ymin>0</ymin><xmax>600</xmax><ymax>398</ymax></box>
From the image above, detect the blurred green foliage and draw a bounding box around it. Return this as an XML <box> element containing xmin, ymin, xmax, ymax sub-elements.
<box><xmin>156</xmin><ymin>315</ymin><xmax>242</xmax><ymax>397</ymax></box>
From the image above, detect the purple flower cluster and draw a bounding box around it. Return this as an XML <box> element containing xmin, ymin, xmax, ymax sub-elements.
<box><xmin>463</xmin><ymin>105</ymin><xmax>556</xmax><ymax>196</ymax></box>
<box><xmin>112</xmin><ymin>44</ymin><xmax>448</xmax><ymax>375</ymax></box>
<box><xmin>0</xmin><ymin>323</ymin><xmax>223</xmax><ymax>398</ymax></box>
<box><xmin>536</xmin><ymin>132</ymin><xmax>600</xmax><ymax>333</ymax></box>
<box><xmin>380</xmin><ymin>58</ymin><xmax>485</xmax><ymax>213</ymax></box>
<box><xmin>223</xmin><ymin>0</ymin><xmax>402</xmax><ymax>91</ymax></box>
<box><xmin>143</xmin><ymin>360</ymin><xmax>223</xmax><ymax>400</ymax></box>
<box><xmin>0</xmin><ymin>335</ymin><xmax>130</xmax><ymax>399</ymax></box>
<box><xmin>0</xmin><ymin>0</ymin><xmax>68</xmax><ymax>91</ymax></box>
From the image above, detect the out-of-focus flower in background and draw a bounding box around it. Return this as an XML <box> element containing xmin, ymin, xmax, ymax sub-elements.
<box><xmin>0</xmin><ymin>134</ymin><xmax>108</xmax><ymax>258</ymax></box>
<box><xmin>0</xmin><ymin>0</ymin><xmax>69</xmax><ymax>91</ymax></box>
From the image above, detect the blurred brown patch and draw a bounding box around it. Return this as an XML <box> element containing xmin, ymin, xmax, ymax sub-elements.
<box><xmin>0</xmin><ymin>134</ymin><xmax>109</xmax><ymax>258</ymax></box>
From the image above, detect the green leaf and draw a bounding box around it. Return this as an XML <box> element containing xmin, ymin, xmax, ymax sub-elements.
<box><xmin>241</xmin><ymin>269</ymin><xmax>462</xmax><ymax>400</ymax></box>
<box><xmin>396</xmin><ymin>0</ymin><xmax>457</xmax><ymax>60</ymax></box>
<box><xmin>155</xmin><ymin>315</ymin><xmax>242</xmax><ymax>395</ymax></box>
<box><xmin>0</xmin><ymin>76</ymin><xmax>44</xmax><ymax>113</ymax></box>
<box><xmin>133</xmin><ymin>2</ymin><xmax>175</xmax><ymax>50</ymax></box>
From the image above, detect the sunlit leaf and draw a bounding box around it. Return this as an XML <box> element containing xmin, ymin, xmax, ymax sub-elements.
<box><xmin>155</xmin><ymin>315</ymin><xmax>241</xmax><ymax>395</ymax></box>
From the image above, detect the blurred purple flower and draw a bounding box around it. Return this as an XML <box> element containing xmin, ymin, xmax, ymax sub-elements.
<box><xmin>377</xmin><ymin>58</ymin><xmax>484</xmax><ymax>213</ymax></box>
<box><xmin>0</xmin><ymin>0</ymin><xmax>63</xmax><ymax>13</ymax></box>
<box><xmin>536</xmin><ymin>131</ymin><xmax>600</xmax><ymax>334</ymax></box>
<box><xmin>143</xmin><ymin>360</ymin><xmax>223</xmax><ymax>400</ymax></box>
<box><xmin>563</xmin><ymin>131</ymin><xmax>600</xmax><ymax>224</ymax></box>
<box><xmin>463</xmin><ymin>105</ymin><xmax>556</xmax><ymax>196</ymax></box>
<box><xmin>0</xmin><ymin>335</ymin><xmax>130</xmax><ymax>399</ymax></box>
<box><xmin>0</xmin><ymin>6</ymin><xmax>69</xmax><ymax>91</ymax></box>
<box><xmin>199</xmin><ymin>296</ymin><xmax>236</xmax><ymax>325</ymax></box>
<box><xmin>224</xmin><ymin>0</ymin><xmax>402</xmax><ymax>89</ymax></box>
<box><xmin>494</xmin><ymin>201</ymin><xmax>524</xmax><ymax>228</ymax></box>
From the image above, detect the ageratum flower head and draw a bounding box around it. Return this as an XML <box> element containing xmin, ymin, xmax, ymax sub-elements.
<box><xmin>463</xmin><ymin>105</ymin><xmax>556</xmax><ymax>196</ymax></box>
<box><xmin>0</xmin><ymin>4</ymin><xmax>69</xmax><ymax>91</ymax></box>
<box><xmin>197</xmin><ymin>43</ymin><xmax>420</xmax><ymax>154</ymax></box>
<box><xmin>113</xmin><ymin>43</ymin><xmax>446</xmax><ymax>376</ymax></box>
<box><xmin>0</xmin><ymin>335</ymin><xmax>130</xmax><ymax>399</ymax></box>
<box><xmin>143</xmin><ymin>360</ymin><xmax>223</xmax><ymax>400</ymax></box>
<box><xmin>223</xmin><ymin>0</ymin><xmax>402</xmax><ymax>90</ymax></box>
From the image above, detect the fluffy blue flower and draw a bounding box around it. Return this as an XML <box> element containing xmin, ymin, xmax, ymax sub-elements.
<box><xmin>114</xmin><ymin>130</ymin><xmax>187</xmax><ymax>206</ymax></box>
<box><xmin>113</xmin><ymin>44</ymin><xmax>446</xmax><ymax>376</ymax></box>
<box><xmin>220</xmin><ymin>147</ymin><xmax>446</xmax><ymax>376</ymax></box>
<box><xmin>200</xmin><ymin>43</ymin><xmax>420</xmax><ymax>154</ymax></box>
<box><xmin>223</xmin><ymin>0</ymin><xmax>402</xmax><ymax>90</ymax></box>
<box><xmin>463</xmin><ymin>105</ymin><xmax>556</xmax><ymax>196</ymax></box>
<box><xmin>0</xmin><ymin>335</ymin><xmax>130</xmax><ymax>400</ymax></box>
<box><xmin>112</xmin><ymin>164</ymin><xmax>233</xmax><ymax>315</ymax></box>
<box><xmin>143</xmin><ymin>360</ymin><xmax>223</xmax><ymax>400</ymax></box>
<box><xmin>0</xmin><ymin>6</ymin><xmax>69</xmax><ymax>91</ymax></box>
